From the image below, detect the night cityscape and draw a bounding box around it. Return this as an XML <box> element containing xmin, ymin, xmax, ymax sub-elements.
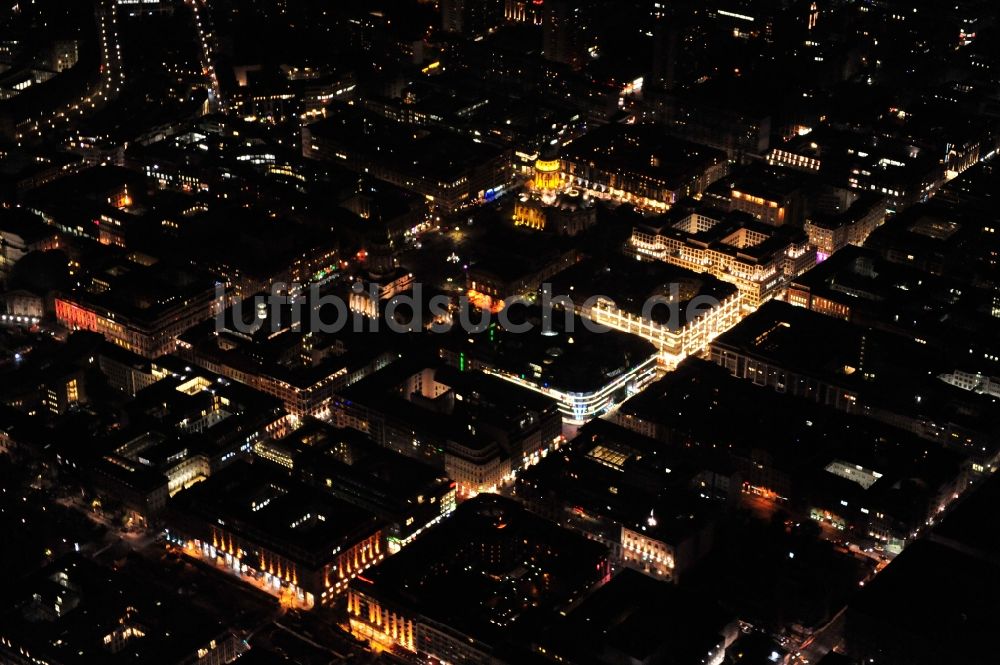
<box><xmin>2</xmin><ymin>0</ymin><xmax>1000</xmax><ymax>663</ymax></box>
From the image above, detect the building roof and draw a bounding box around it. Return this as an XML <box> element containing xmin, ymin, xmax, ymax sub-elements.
<box><xmin>170</xmin><ymin>461</ymin><xmax>384</xmax><ymax>569</ymax></box>
<box><xmin>0</xmin><ymin>555</ymin><xmax>236</xmax><ymax>665</ymax></box>
<box><xmin>711</xmin><ymin>301</ymin><xmax>1000</xmax><ymax>441</ymax></box>
<box><xmin>351</xmin><ymin>494</ymin><xmax>608</xmax><ymax>654</ymax></box>
<box><xmin>562</xmin><ymin>124</ymin><xmax>726</xmax><ymax>190</ymax></box>
<box><xmin>546</xmin><ymin>253</ymin><xmax>739</xmax><ymax>327</ymax></box>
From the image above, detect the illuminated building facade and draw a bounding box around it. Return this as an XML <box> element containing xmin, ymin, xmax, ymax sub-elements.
<box><xmin>259</xmin><ymin>420</ymin><xmax>458</xmax><ymax>552</ymax></box>
<box><xmin>517</xmin><ymin>418</ymin><xmax>727</xmax><ymax>581</ymax></box>
<box><xmin>768</xmin><ymin>146</ymin><xmax>821</xmax><ymax>172</ymax></box>
<box><xmin>334</xmin><ymin>362</ymin><xmax>563</xmax><ymax>497</ymax></box>
<box><xmin>513</xmin><ymin>190</ymin><xmax>597</xmax><ymax>236</ymax></box>
<box><xmin>440</xmin><ymin>309</ymin><xmax>660</xmax><ymax>426</ymax></box>
<box><xmin>56</xmin><ymin>294</ymin><xmax>216</xmax><ymax>359</ymax></box>
<box><xmin>513</xmin><ymin>200</ymin><xmax>547</xmax><ymax>230</ymax></box>
<box><xmin>547</xmin><ymin>255</ymin><xmax>743</xmax><ymax>368</ymax></box>
<box><xmin>466</xmin><ymin>237</ymin><xmax>578</xmax><ymax>301</ymax></box>
<box><xmin>167</xmin><ymin>462</ymin><xmax>386</xmax><ymax>608</ymax></box>
<box><xmin>784</xmin><ymin>243</ymin><xmax>1000</xmax><ymax>398</ymax></box>
<box><xmin>767</xmin><ymin>128</ymin><xmax>946</xmax><ymax>213</ymax></box>
<box><xmin>621</xmin><ymin>525</ymin><xmax>676</xmax><ymax>578</ymax></box>
<box><xmin>703</xmin><ymin>168</ymin><xmax>806</xmax><ymax>227</ymax></box>
<box><xmin>803</xmin><ymin>192</ymin><xmax>886</xmax><ymax>258</ymax></box>
<box><xmin>629</xmin><ymin>206</ymin><xmax>815</xmax><ymax>308</ymax></box>
<box><xmin>346</xmin><ymin>495</ymin><xmax>610</xmax><ymax>661</ymax></box>
<box><xmin>177</xmin><ymin>302</ymin><xmax>401</xmax><ymax>417</ymax></box>
<box><xmin>505</xmin><ymin>0</ymin><xmax>544</xmax><ymax>24</ymax></box>
<box><xmin>348</xmin><ymin>271</ymin><xmax>416</xmax><ymax>319</ymax></box>
<box><xmin>585</xmin><ymin>291</ymin><xmax>743</xmax><ymax>368</ymax></box>
<box><xmin>560</xmin><ymin>125</ymin><xmax>729</xmax><ymax>211</ymax></box>
<box><xmin>484</xmin><ymin>357</ymin><xmax>658</xmax><ymax>426</ymax></box>
<box><xmin>531</xmin><ymin>158</ymin><xmax>563</xmax><ymax>191</ymax></box>
<box><xmin>728</xmin><ymin>189</ymin><xmax>790</xmax><ymax>225</ymax></box>
<box><xmin>51</xmin><ymin>363</ymin><xmax>286</xmax><ymax>524</ymax></box>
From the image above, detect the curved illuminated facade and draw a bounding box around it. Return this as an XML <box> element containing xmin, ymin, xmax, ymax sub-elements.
<box><xmin>482</xmin><ymin>355</ymin><xmax>659</xmax><ymax>426</ymax></box>
<box><xmin>532</xmin><ymin>158</ymin><xmax>563</xmax><ymax>191</ymax></box>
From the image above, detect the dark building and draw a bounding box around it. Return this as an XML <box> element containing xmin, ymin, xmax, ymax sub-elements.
<box><xmin>516</xmin><ymin>418</ymin><xmax>730</xmax><ymax>580</ymax></box>
<box><xmin>560</xmin><ymin>124</ymin><xmax>729</xmax><ymax>211</ymax></box>
<box><xmin>334</xmin><ymin>359</ymin><xmax>563</xmax><ymax>496</ymax></box>
<box><xmin>303</xmin><ymin>104</ymin><xmax>513</xmax><ymax>213</ymax></box>
<box><xmin>0</xmin><ymin>555</ymin><xmax>246</xmax><ymax>665</ymax></box>
<box><xmin>256</xmin><ymin>420</ymin><xmax>457</xmax><ymax>549</ymax></box>
<box><xmin>846</xmin><ymin>474</ymin><xmax>1000</xmax><ymax>664</ymax></box>
<box><xmin>542</xmin><ymin>0</ymin><xmax>593</xmax><ymax>70</ymax></box>
<box><xmin>613</xmin><ymin>358</ymin><xmax>965</xmax><ymax>554</ymax></box>
<box><xmin>535</xmin><ymin>569</ymin><xmax>739</xmax><ymax>665</ymax></box>
<box><xmin>167</xmin><ymin>461</ymin><xmax>386</xmax><ymax>608</ymax></box>
<box><xmin>442</xmin><ymin>0</ymin><xmax>504</xmax><ymax>36</ymax></box>
<box><xmin>346</xmin><ymin>494</ymin><xmax>611</xmax><ymax>662</ymax></box>
<box><xmin>710</xmin><ymin>301</ymin><xmax>1000</xmax><ymax>473</ymax></box>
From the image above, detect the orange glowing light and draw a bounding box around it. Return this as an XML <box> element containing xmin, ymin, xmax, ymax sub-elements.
<box><xmin>467</xmin><ymin>290</ymin><xmax>505</xmax><ymax>314</ymax></box>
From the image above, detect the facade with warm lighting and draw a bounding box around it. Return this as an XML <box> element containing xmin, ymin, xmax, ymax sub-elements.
<box><xmin>177</xmin><ymin>308</ymin><xmax>400</xmax><ymax>417</ymax></box>
<box><xmin>621</xmin><ymin>525</ymin><xmax>676</xmax><ymax>578</ymax></box>
<box><xmin>531</xmin><ymin>158</ymin><xmax>563</xmax><ymax>191</ymax></box>
<box><xmin>767</xmin><ymin>128</ymin><xmax>947</xmax><ymax>213</ymax></box>
<box><xmin>516</xmin><ymin>418</ymin><xmax>725</xmax><ymax>582</ymax></box>
<box><xmin>587</xmin><ymin>292</ymin><xmax>743</xmax><ymax>367</ymax></box>
<box><xmin>54</xmin><ymin>266</ymin><xmax>218</xmax><ymax>359</ymax></box>
<box><xmin>514</xmin><ymin>190</ymin><xmax>597</xmax><ymax>236</ymax></box>
<box><xmin>559</xmin><ymin>125</ymin><xmax>729</xmax><ymax>211</ymax></box>
<box><xmin>466</xmin><ymin>245</ymin><xmax>578</xmax><ymax>302</ymax></box>
<box><xmin>703</xmin><ymin>169</ymin><xmax>806</xmax><ymax>227</ymax></box>
<box><xmin>333</xmin><ymin>362</ymin><xmax>563</xmax><ymax>497</ymax></box>
<box><xmin>56</xmin><ymin>294</ymin><xmax>213</xmax><ymax>358</ymax></box>
<box><xmin>166</xmin><ymin>463</ymin><xmax>386</xmax><ymax>609</ymax></box>
<box><xmin>629</xmin><ymin>206</ymin><xmax>815</xmax><ymax>308</ymax></box>
<box><xmin>258</xmin><ymin>420</ymin><xmax>459</xmax><ymax>552</ymax></box>
<box><xmin>546</xmin><ymin>255</ymin><xmax>743</xmax><ymax>368</ymax></box>
<box><xmin>346</xmin><ymin>495</ymin><xmax>610</xmax><ymax>663</ymax></box>
<box><xmin>804</xmin><ymin>192</ymin><xmax>886</xmax><ymax>257</ymax></box>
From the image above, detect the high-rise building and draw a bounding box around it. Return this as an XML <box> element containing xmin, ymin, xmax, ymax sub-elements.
<box><xmin>505</xmin><ymin>0</ymin><xmax>544</xmax><ymax>24</ymax></box>
<box><xmin>542</xmin><ymin>0</ymin><xmax>590</xmax><ymax>69</ymax></box>
<box><xmin>441</xmin><ymin>0</ymin><xmax>504</xmax><ymax>36</ymax></box>
<box><xmin>651</xmin><ymin>3</ymin><xmax>681</xmax><ymax>90</ymax></box>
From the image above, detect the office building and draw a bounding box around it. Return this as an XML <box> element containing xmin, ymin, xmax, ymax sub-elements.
<box><xmin>167</xmin><ymin>462</ymin><xmax>386</xmax><ymax>608</ymax></box>
<box><xmin>629</xmin><ymin>203</ymin><xmax>815</xmax><ymax>308</ymax></box>
<box><xmin>346</xmin><ymin>494</ymin><xmax>610</xmax><ymax>662</ymax></box>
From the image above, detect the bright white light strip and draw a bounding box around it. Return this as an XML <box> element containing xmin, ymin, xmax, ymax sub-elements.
<box><xmin>718</xmin><ymin>9</ymin><xmax>754</xmax><ymax>21</ymax></box>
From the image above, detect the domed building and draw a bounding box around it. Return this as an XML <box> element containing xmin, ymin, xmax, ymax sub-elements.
<box><xmin>531</xmin><ymin>158</ymin><xmax>564</xmax><ymax>192</ymax></box>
